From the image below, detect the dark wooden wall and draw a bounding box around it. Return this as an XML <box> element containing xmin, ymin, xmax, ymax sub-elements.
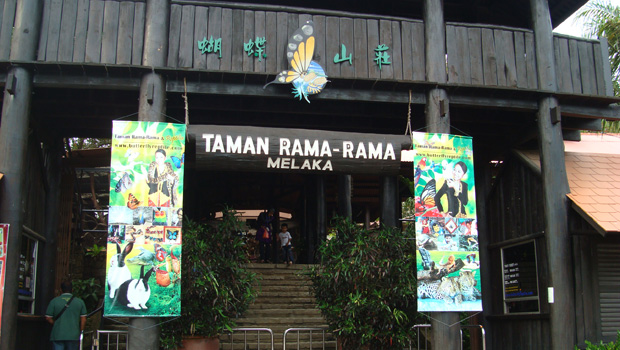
<box><xmin>0</xmin><ymin>0</ymin><xmax>613</xmax><ymax>97</ymax></box>
<box><xmin>486</xmin><ymin>153</ymin><xmax>620</xmax><ymax>348</ymax></box>
<box><xmin>446</xmin><ymin>24</ymin><xmax>538</xmax><ymax>89</ymax></box>
<box><xmin>486</xmin><ymin>154</ymin><xmax>551</xmax><ymax>350</ymax></box>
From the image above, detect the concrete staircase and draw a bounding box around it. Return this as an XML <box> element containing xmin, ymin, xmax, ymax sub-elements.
<box><xmin>220</xmin><ymin>263</ymin><xmax>337</xmax><ymax>350</ymax></box>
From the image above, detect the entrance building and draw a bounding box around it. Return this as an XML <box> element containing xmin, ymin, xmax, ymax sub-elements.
<box><xmin>0</xmin><ymin>0</ymin><xmax>619</xmax><ymax>349</ymax></box>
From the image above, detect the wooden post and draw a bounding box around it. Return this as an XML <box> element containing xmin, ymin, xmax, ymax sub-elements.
<box><xmin>0</xmin><ymin>66</ymin><xmax>34</xmax><ymax>350</ymax></box>
<box><xmin>305</xmin><ymin>175</ymin><xmax>325</xmax><ymax>263</ymax></box>
<box><xmin>316</xmin><ymin>175</ymin><xmax>326</xmax><ymax>244</ymax></box>
<box><xmin>424</xmin><ymin>0</ymin><xmax>459</xmax><ymax>343</ymax></box>
<box><xmin>0</xmin><ymin>1</ymin><xmax>43</xmax><ymax>349</ymax></box>
<box><xmin>530</xmin><ymin>0</ymin><xmax>575</xmax><ymax>348</ymax></box>
<box><xmin>380</xmin><ymin>176</ymin><xmax>398</xmax><ymax>228</ymax></box>
<box><xmin>426</xmin><ymin>88</ymin><xmax>460</xmax><ymax>349</ymax></box>
<box><xmin>129</xmin><ymin>0</ymin><xmax>170</xmax><ymax>348</ymax></box>
<box><xmin>538</xmin><ymin>96</ymin><xmax>574</xmax><ymax>350</ymax></box>
<box><xmin>304</xmin><ymin>179</ymin><xmax>315</xmax><ymax>264</ymax></box>
<box><xmin>424</xmin><ymin>0</ymin><xmax>447</xmax><ymax>84</ymax></box>
<box><xmin>337</xmin><ymin>175</ymin><xmax>352</xmax><ymax>219</ymax></box>
<box><xmin>40</xmin><ymin>140</ymin><xmax>64</xmax><ymax>322</ymax></box>
<box><xmin>530</xmin><ymin>0</ymin><xmax>557</xmax><ymax>92</ymax></box>
<box><xmin>473</xmin><ymin>144</ymin><xmax>493</xmax><ymax>343</ymax></box>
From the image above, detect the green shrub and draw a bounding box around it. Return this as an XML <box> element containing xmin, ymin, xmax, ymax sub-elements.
<box><xmin>161</xmin><ymin>208</ymin><xmax>258</xmax><ymax>348</ymax></box>
<box><xmin>72</xmin><ymin>277</ymin><xmax>102</xmax><ymax>313</ymax></box>
<box><xmin>307</xmin><ymin>217</ymin><xmax>418</xmax><ymax>349</ymax></box>
<box><xmin>577</xmin><ymin>332</ymin><xmax>620</xmax><ymax>350</ymax></box>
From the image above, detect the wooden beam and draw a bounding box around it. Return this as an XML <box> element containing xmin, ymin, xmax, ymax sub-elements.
<box><xmin>561</xmin><ymin>104</ymin><xmax>620</xmax><ymax>120</ymax></box>
<box><xmin>561</xmin><ymin>117</ymin><xmax>602</xmax><ymax>131</ymax></box>
<box><xmin>562</xmin><ymin>129</ymin><xmax>581</xmax><ymax>141</ymax></box>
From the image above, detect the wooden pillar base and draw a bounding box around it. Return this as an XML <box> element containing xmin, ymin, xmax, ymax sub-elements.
<box><xmin>431</xmin><ymin>313</ymin><xmax>461</xmax><ymax>350</ymax></box>
<box><xmin>128</xmin><ymin>318</ymin><xmax>160</xmax><ymax>350</ymax></box>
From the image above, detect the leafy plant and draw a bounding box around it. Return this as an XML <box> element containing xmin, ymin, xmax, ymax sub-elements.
<box><xmin>161</xmin><ymin>207</ymin><xmax>258</xmax><ymax>348</ymax></box>
<box><xmin>307</xmin><ymin>217</ymin><xmax>419</xmax><ymax>349</ymax></box>
<box><xmin>576</xmin><ymin>332</ymin><xmax>620</xmax><ymax>350</ymax></box>
<box><xmin>72</xmin><ymin>277</ymin><xmax>102</xmax><ymax>313</ymax></box>
<box><xmin>85</xmin><ymin>243</ymin><xmax>105</xmax><ymax>257</ymax></box>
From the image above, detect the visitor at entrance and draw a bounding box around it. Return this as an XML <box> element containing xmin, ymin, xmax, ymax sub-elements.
<box><xmin>45</xmin><ymin>281</ymin><xmax>87</xmax><ymax>350</ymax></box>
<box><xmin>278</xmin><ymin>224</ymin><xmax>294</xmax><ymax>265</ymax></box>
<box><xmin>147</xmin><ymin>148</ymin><xmax>179</xmax><ymax>207</ymax></box>
<box><xmin>257</xmin><ymin>208</ymin><xmax>275</xmax><ymax>263</ymax></box>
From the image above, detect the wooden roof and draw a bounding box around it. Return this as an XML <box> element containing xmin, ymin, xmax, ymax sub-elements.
<box><xmin>220</xmin><ymin>0</ymin><xmax>586</xmax><ymax>28</ymax></box>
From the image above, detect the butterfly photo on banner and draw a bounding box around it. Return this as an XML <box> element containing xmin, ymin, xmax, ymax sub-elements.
<box><xmin>264</xmin><ymin>20</ymin><xmax>328</xmax><ymax>103</ymax></box>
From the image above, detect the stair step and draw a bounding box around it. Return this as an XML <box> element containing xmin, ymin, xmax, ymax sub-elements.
<box><xmin>244</xmin><ymin>309</ymin><xmax>322</xmax><ymax>317</ymax></box>
<box><xmin>219</xmin><ymin>341</ymin><xmax>337</xmax><ymax>350</ymax></box>
<box><xmin>237</xmin><ymin>316</ymin><xmax>326</xmax><ymax>324</ymax></box>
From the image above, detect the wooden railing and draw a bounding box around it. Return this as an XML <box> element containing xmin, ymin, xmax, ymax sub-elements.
<box><xmin>0</xmin><ymin>0</ymin><xmax>614</xmax><ymax>97</ymax></box>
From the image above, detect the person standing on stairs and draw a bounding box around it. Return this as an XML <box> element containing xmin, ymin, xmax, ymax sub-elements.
<box><xmin>257</xmin><ymin>208</ymin><xmax>275</xmax><ymax>263</ymax></box>
<box><xmin>278</xmin><ymin>223</ymin><xmax>294</xmax><ymax>266</ymax></box>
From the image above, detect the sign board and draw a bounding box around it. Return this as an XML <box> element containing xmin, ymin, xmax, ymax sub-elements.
<box><xmin>105</xmin><ymin>121</ymin><xmax>185</xmax><ymax>317</ymax></box>
<box><xmin>501</xmin><ymin>240</ymin><xmax>540</xmax><ymax>314</ymax></box>
<box><xmin>503</xmin><ymin>241</ymin><xmax>538</xmax><ymax>299</ymax></box>
<box><xmin>190</xmin><ymin>125</ymin><xmax>408</xmax><ymax>175</ymax></box>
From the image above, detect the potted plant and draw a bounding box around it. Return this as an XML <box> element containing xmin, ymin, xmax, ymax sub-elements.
<box><xmin>161</xmin><ymin>207</ymin><xmax>258</xmax><ymax>350</ymax></box>
<box><xmin>307</xmin><ymin>218</ymin><xmax>419</xmax><ymax>349</ymax></box>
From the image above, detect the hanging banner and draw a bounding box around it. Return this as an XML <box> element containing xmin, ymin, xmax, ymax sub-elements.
<box><xmin>0</xmin><ymin>224</ymin><xmax>8</xmax><ymax>334</ymax></box>
<box><xmin>105</xmin><ymin>121</ymin><xmax>185</xmax><ymax>317</ymax></box>
<box><xmin>406</xmin><ymin>132</ymin><xmax>482</xmax><ymax>312</ymax></box>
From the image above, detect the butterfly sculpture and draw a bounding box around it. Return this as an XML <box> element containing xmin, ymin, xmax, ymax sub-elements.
<box><xmin>264</xmin><ymin>20</ymin><xmax>328</xmax><ymax>103</ymax></box>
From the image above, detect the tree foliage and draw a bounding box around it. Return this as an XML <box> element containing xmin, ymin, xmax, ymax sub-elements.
<box><xmin>578</xmin><ymin>1</ymin><xmax>620</xmax><ymax>85</ymax></box>
<box><xmin>307</xmin><ymin>218</ymin><xmax>419</xmax><ymax>349</ymax></box>
<box><xmin>577</xmin><ymin>1</ymin><xmax>620</xmax><ymax>132</ymax></box>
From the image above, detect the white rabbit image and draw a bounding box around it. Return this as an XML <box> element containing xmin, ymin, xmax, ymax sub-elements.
<box><xmin>115</xmin><ymin>265</ymin><xmax>155</xmax><ymax>310</ymax></box>
<box><xmin>107</xmin><ymin>241</ymin><xmax>134</xmax><ymax>298</ymax></box>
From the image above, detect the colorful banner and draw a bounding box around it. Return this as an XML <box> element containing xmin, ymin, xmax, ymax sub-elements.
<box><xmin>407</xmin><ymin>132</ymin><xmax>482</xmax><ymax>312</ymax></box>
<box><xmin>0</xmin><ymin>224</ymin><xmax>8</xmax><ymax>333</ymax></box>
<box><xmin>105</xmin><ymin>121</ymin><xmax>185</xmax><ymax>317</ymax></box>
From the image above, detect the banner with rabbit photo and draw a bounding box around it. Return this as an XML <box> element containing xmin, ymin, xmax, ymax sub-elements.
<box><xmin>105</xmin><ymin>121</ymin><xmax>185</xmax><ymax>317</ymax></box>
<box><xmin>405</xmin><ymin>132</ymin><xmax>482</xmax><ymax>312</ymax></box>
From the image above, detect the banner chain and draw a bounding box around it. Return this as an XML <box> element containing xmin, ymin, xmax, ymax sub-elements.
<box><xmin>103</xmin><ymin>316</ymin><xmax>181</xmax><ymax>331</ymax></box>
<box><xmin>418</xmin><ymin>312</ymin><xmax>482</xmax><ymax>328</ymax></box>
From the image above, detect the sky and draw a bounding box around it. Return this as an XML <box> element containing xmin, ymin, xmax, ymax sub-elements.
<box><xmin>554</xmin><ymin>0</ymin><xmax>620</xmax><ymax>37</ymax></box>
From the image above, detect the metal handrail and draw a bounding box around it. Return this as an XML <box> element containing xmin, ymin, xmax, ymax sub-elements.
<box><xmin>229</xmin><ymin>327</ymin><xmax>274</xmax><ymax>350</ymax></box>
<box><xmin>93</xmin><ymin>330</ymin><xmax>128</xmax><ymax>350</ymax></box>
<box><xmin>411</xmin><ymin>324</ymin><xmax>432</xmax><ymax>350</ymax></box>
<box><xmin>410</xmin><ymin>324</ymin><xmax>486</xmax><ymax>350</ymax></box>
<box><xmin>460</xmin><ymin>324</ymin><xmax>486</xmax><ymax>350</ymax></box>
<box><xmin>283</xmin><ymin>327</ymin><xmax>328</xmax><ymax>350</ymax></box>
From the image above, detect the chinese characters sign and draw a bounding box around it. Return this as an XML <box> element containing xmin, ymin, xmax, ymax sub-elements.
<box><xmin>105</xmin><ymin>121</ymin><xmax>185</xmax><ymax>317</ymax></box>
<box><xmin>407</xmin><ymin>132</ymin><xmax>482</xmax><ymax>312</ymax></box>
<box><xmin>196</xmin><ymin>35</ymin><xmax>391</xmax><ymax>69</ymax></box>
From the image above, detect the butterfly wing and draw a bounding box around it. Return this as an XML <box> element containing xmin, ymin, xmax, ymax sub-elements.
<box><xmin>263</xmin><ymin>21</ymin><xmax>316</xmax><ymax>88</ymax></box>
<box><xmin>288</xmin><ymin>29</ymin><xmax>315</xmax><ymax>74</ymax></box>
<box><xmin>420</xmin><ymin>179</ymin><xmax>436</xmax><ymax>207</ymax></box>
